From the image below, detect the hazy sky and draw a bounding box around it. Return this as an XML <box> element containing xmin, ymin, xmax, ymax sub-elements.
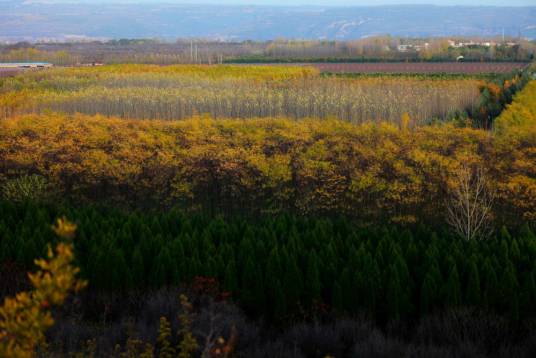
<box><xmin>189</xmin><ymin>1</ymin><xmax>534</xmax><ymax>4</ymax></box>
<box><xmin>35</xmin><ymin>1</ymin><xmax>536</xmax><ymax>6</ymax></box>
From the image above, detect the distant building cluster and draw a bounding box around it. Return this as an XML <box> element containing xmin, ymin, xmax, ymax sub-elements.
<box><xmin>395</xmin><ymin>40</ymin><xmax>520</xmax><ymax>53</ymax></box>
<box><xmin>0</xmin><ymin>62</ymin><xmax>53</xmax><ymax>68</ymax></box>
<box><xmin>447</xmin><ymin>40</ymin><xmax>518</xmax><ymax>48</ymax></box>
<box><xmin>397</xmin><ymin>43</ymin><xmax>430</xmax><ymax>52</ymax></box>
<box><xmin>78</xmin><ymin>62</ymin><xmax>104</xmax><ymax>67</ymax></box>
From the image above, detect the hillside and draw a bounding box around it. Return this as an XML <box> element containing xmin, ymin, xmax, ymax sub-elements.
<box><xmin>1</xmin><ymin>2</ymin><xmax>535</xmax><ymax>41</ymax></box>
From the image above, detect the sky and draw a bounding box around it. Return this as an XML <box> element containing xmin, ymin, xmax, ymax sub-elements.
<box><xmin>181</xmin><ymin>1</ymin><xmax>534</xmax><ymax>4</ymax></box>
<box><xmin>28</xmin><ymin>1</ymin><xmax>536</xmax><ymax>6</ymax></box>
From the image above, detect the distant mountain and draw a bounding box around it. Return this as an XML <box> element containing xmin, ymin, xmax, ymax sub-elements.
<box><xmin>0</xmin><ymin>1</ymin><xmax>535</xmax><ymax>41</ymax></box>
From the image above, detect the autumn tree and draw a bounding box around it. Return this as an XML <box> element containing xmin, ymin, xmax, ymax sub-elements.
<box><xmin>0</xmin><ymin>218</ymin><xmax>86</xmax><ymax>358</ymax></box>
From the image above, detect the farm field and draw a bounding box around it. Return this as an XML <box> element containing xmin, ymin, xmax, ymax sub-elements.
<box><xmin>0</xmin><ymin>68</ymin><xmax>24</xmax><ymax>78</ymax></box>
<box><xmin>308</xmin><ymin>61</ymin><xmax>528</xmax><ymax>74</ymax></box>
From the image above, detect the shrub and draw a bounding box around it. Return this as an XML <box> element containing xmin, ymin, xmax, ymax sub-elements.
<box><xmin>2</xmin><ymin>174</ymin><xmax>49</xmax><ymax>203</ymax></box>
<box><xmin>0</xmin><ymin>218</ymin><xmax>86</xmax><ymax>357</ymax></box>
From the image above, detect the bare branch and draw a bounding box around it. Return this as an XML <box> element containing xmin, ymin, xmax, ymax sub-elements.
<box><xmin>446</xmin><ymin>163</ymin><xmax>495</xmax><ymax>240</ymax></box>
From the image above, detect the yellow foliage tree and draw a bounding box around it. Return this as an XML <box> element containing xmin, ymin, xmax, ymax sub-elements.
<box><xmin>401</xmin><ymin>112</ymin><xmax>411</xmax><ymax>131</ymax></box>
<box><xmin>0</xmin><ymin>218</ymin><xmax>86</xmax><ymax>358</ymax></box>
<box><xmin>494</xmin><ymin>80</ymin><xmax>536</xmax><ymax>133</ymax></box>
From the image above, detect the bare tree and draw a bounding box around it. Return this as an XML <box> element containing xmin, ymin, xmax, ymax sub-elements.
<box><xmin>446</xmin><ymin>164</ymin><xmax>495</xmax><ymax>240</ymax></box>
<box><xmin>194</xmin><ymin>298</ymin><xmax>238</xmax><ymax>358</ymax></box>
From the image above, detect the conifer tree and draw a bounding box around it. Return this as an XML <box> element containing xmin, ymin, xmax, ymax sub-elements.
<box><xmin>272</xmin><ymin>280</ymin><xmax>287</xmax><ymax>319</ymax></box>
<box><xmin>481</xmin><ymin>258</ymin><xmax>499</xmax><ymax>307</ymax></box>
<box><xmin>499</xmin><ymin>263</ymin><xmax>520</xmax><ymax>320</ymax></box>
<box><xmin>188</xmin><ymin>253</ymin><xmax>201</xmax><ymax>281</ymax></box>
<box><xmin>91</xmin><ymin>247</ymin><xmax>131</xmax><ymax>291</ymax></box>
<box><xmin>374</xmin><ymin>238</ymin><xmax>389</xmax><ymax>269</ymax></box>
<box><xmin>354</xmin><ymin>271</ymin><xmax>366</xmax><ymax>310</ymax></box>
<box><xmin>205</xmin><ymin>257</ymin><xmax>217</xmax><ymax>277</ymax></box>
<box><xmin>320</xmin><ymin>242</ymin><xmax>338</xmax><ymax>285</ymax></box>
<box><xmin>139</xmin><ymin>229</ymin><xmax>156</xmax><ymax>276</ymax></box>
<box><xmin>520</xmin><ymin>270</ymin><xmax>536</xmax><ymax>316</ymax></box>
<box><xmin>200</xmin><ymin>230</ymin><xmax>215</xmax><ymax>262</ymax></box>
<box><xmin>393</xmin><ymin>253</ymin><xmax>412</xmax><ymax>315</ymax></box>
<box><xmin>466</xmin><ymin>261</ymin><xmax>481</xmax><ymax>306</ymax></box>
<box><xmin>362</xmin><ymin>254</ymin><xmax>380</xmax><ymax>312</ymax></box>
<box><xmin>305</xmin><ymin>251</ymin><xmax>322</xmax><ymax>304</ymax></box>
<box><xmin>499</xmin><ymin>226</ymin><xmax>512</xmax><ymax>241</ymax></box>
<box><xmin>420</xmin><ymin>272</ymin><xmax>437</xmax><ymax>314</ymax></box>
<box><xmin>445</xmin><ymin>265</ymin><xmax>461</xmax><ymax>307</ymax></box>
<box><xmin>223</xmin><ymin>259</ymin><xmax>238</xmax><ymax>295</ymax></box>
<box><xmin>510</xmin><ymin>239</ymin><xmax>521</xmax><ymax>263</ymax></box>
<box><xmin>282</xmin><ymin>253</ymin><xmax>303</xmax><ymax>310</ymax></box>
<box><xmin>405</xmin><ymin>241</ymin><xmax>418</xmax><ymax>270</ymax></box>
<box><xmin>340</xmin><ymin>267</ymin><xmax>354</xmax><ymax>312</ymax></box>
<box><xmin>387</xmin><ymin>266</ymin><xmax>403</xmax><ymax>319</ymax></box>
<box><xmin>152</xmin><ymin>248</ymin><xmax>179</xmax><ymax>287</ymax></box>
<box><xmin>18</xmin><ymin>237</ymin><xmax>39</xmax><ymax>268</ymax></box>
<box><xmin>519</xmin><ymin>223</ymin><xmax>536</xmax><ymax>242</ymax></box>
<box><xmin>265</xmin><ymin>248</ymin><xmax>282</xmax><ymax>302</ymax></box>
<box><xmin>91</xmin><ymin>250</ymin><xmax>109</xmax><ymax>290</ymax></box>
<box><xmin>213</xmin><ymin>255</ymin><xmax>225</xmax><ymax>281</ymax></box>
<box><xmin>287</xmin><ymin>225</ymin><xmax>303</xmax><ymax>256</ymax></box>
<box><xmin>131</xmin><ymin>246</ymin><xmax>145</xmax><ymax>285</ymax></box>
<box><xmin>237</xmin><ymin>231</ymin><xmax>255</xmax><ymax>272</ymax></box>
<box><xmin>170</xmin><ymin>238</ymin><xmax>186</xmax><ymax>277</ymax></box>
<box><xmin>240</xmin><ymin>257</ymin><xmax>265</xmax><ymax>314</ymax></box>
<box><xmin>499</xmin><ymin>240</ymin><xmax>510</xmax><ymax>265</ymax></box>
<box><xmin>331</xmin><ymin>280</ymin><xmax>344</xmax><ymax>312</ymax></box>
<box><xmin>150</xmin><ymin>216</ymin><xmax>163</xmax><ymax>237</ymax></box>
<box><xmin>111</xmin><ymin>248</ymin><xmax>132</xmax><ymax>290</ymax></box>
<box><xmin>119</xmin><ymin>225</ymin><xmax>134</xmax><ymax>254</ymax></box>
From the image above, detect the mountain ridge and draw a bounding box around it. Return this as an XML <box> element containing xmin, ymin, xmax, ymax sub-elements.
<box><xmin>1</xmin><ymin>2</ymin><xmax>535</xmax><ymax>41</ymax></box>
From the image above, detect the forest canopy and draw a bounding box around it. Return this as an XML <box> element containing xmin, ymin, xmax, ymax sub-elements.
<box><xmin>1</xmin><ymin>111</ymin><xmax>535</xmax><ymax>225</ymax></box>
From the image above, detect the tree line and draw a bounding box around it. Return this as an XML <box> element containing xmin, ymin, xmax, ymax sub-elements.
<box><xmin>1</xmin><ymin>112</ymin><xmax>536</xmax><ymax>225</ymax></box>
<box><xmin>494</xmin><ymin>79</ymin><xmax>536</xmax><ymax>133</ymax></box>
<box><xmin>1</xmin><ymin>37</ymin><xmax>535</xmax><ymax>65</ymax></box>
<box><xmin>0</xmin><ymin>201</ymin><xmax>535</xmax><ymax>323</ymax></box>
<box><xmin>0</xmin><ymin>65</ymin><xmax>484</xmax><ymax>124</ymax></box>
